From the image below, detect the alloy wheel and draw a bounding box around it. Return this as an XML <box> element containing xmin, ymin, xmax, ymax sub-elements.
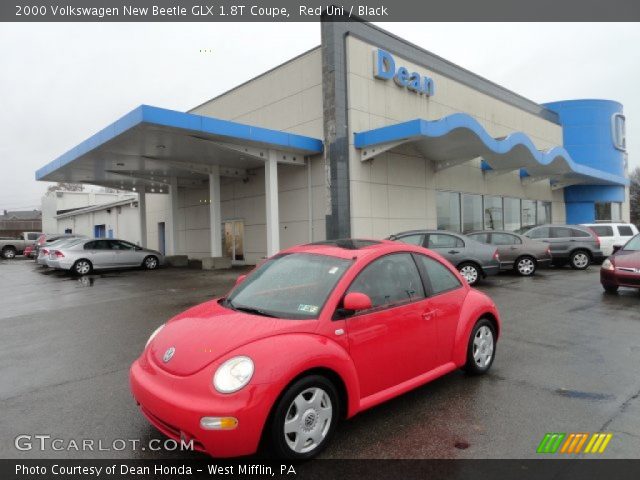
<box><xmin>75</xmin><ymin>260</ymin><xmax>91</xmax><ymax>275</ymax></box>
<box><xmin>517</xmin><ymin>258</ymin><xmax>535</xmax><ymax>275</ymax></box>
<box><xmin>460</xmin><ymin>265</ymin><xmax>479</xmax><ymax>285</ymax></box>
<box><xmin>3</xmin><ymin>249</ymin><xmax>16</xmax><ymax>259</ymax></box>
<box><xmin>572</xmin><ymin>253</ymin><xmax>589</xmax><ymax>269</ymax></box>
<box><xmin>473</xmin><ymin>326</ymin><xmax>494</xmax><ymax>368</ymax></box>
<box><xmin>284</xmin><ymin>387</ymin><xmax>333</xmax><ymax>454</ymax></box>
<box><xmin>145</xmin><ymin>256</ymin><xmax>158</xmax><ymax>269</ymax></box>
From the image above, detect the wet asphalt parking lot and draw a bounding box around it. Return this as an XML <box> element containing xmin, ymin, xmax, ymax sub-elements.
<box><xmin>1</xmin><ymin>257</ymin><xmax>639</xmax><ymax>459</ymax></box>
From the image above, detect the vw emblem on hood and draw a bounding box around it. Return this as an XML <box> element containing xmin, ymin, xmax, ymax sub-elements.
<box><xmin>163</xmin><ymin>347</ymin><xmax>176</xmax><ymax>363</ymax></box>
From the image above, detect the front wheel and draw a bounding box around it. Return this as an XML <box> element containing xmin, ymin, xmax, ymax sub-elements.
<box><xmin>515</xmin><ymin>256</ymin><xmax>536</xmax><ymax>276</ymax></box>
<box><xmin>464</xmin><ymin>318</ymin><xmax>497</xmax><ymax>375</ymax></box>
<box><xmin>570</xmin><ymin>251</ymin><xmax>591</xmax><ymax>270</ymax></box>
<box><xmin>602</xmin><ymin>284</ymin><xmax>619</xmax><ymax>294</ymax></box>
<box><xmin>2</xmin><ymin>247</ymin><xmax>17</xmax><ymax>259</ymax></box>
<box><xmin>458</xmin><ymin>262</ymin><xmax>481</xmax><ymax>286</ymax></box>
<box><xmin>268</xmin><ymin>375</ymin><xmax>339</xmax><ymax>460</ymax></box>
<box><xmin>143</xmin><ymin>255</ymin><xmax>159</xmax><ymax>270</ymax></box>
<box><xmin>73</xmin><ymin>259</ymin><xmax>92</xmax><ymax>276</ymax></box>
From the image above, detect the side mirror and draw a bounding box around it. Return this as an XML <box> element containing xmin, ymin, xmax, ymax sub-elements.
<box><xmin>234</xmin><ymin>274</ymin><xmax>247</xmax><ymax>287</ymax></box>
<box><xmin>612</xmin><ymin>245</ymin><xmax>623</xmax><ymax>254</ymax></box>
<box><xmin>343</xmin><ymin>292</ymin><xmax>372</xmax><ymax>312</ymax></box>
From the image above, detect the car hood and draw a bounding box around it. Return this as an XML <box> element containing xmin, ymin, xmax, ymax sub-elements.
<box><xmin>613</xmin><ymin>250</ymin><xmax>640</xmax><ymax>268</ymax></box>
<box><xmin>148</xmin><ymin>299</ymin><xmax>318</xmax><ymax>376</ymax></box>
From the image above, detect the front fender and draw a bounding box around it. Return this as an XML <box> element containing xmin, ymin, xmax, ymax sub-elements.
<box><xmin>224</xmin><ymin>333</ymin><xmax>361</xmax><ymax>418</ymax></box>
<box><xmin>452</xmin><ymin>289</ymin><xmax>501</xmax><ymax>367</ymax></box>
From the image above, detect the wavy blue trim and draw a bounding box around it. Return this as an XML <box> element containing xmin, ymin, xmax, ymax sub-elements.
<box><xmin>36</xmin><ymin>105</ymin><xmax>324</xmax><ymax>181</ymax></box>
<box><xmin>354</xmin><ymin>113</ymin><xmax>629</xmax><ymax>186</ymax></box>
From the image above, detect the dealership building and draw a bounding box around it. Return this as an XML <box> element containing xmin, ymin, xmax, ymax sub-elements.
<box><xmin>36</xmin><ymin>21</ymin><xmax>630</xmax><ymax>265</ymax></box>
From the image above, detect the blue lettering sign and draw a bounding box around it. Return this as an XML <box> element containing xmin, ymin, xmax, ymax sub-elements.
<box><xmin>373</xmin><ymin>49</ymin><xmax>435</xmax><ymax>97</ymax></box>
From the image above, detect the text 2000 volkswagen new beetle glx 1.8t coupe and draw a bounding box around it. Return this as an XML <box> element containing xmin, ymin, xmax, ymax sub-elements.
<box><xmin>130</xmin><ymin>239</ymin><xmax>501</xmax><ymax>459</ymax></box>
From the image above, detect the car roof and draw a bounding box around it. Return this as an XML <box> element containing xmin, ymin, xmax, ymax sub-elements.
<box><xmin>468</xmin><ymin>230</ymin><xmax>522</xmax><ymax>236</ymax></box>
<box><xmin>282</xmin><ymin>238</ymin><xmax>418</xmax><ymax>260</ymax></box>
<box><xmin>390</xmin><ymin>229</ymin><xmax>463</xmax><ymax>237</ymax></box>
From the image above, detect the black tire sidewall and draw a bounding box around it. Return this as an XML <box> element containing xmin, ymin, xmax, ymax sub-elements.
<box><xmin>570</xmin><ymin>251</ymin><xmax>591</xmax><ymax>270</ymax></box>
<box><xmin>143</xmin><ymin>255</ymin><xmax>158</xmax><ymax>270</ymax></box>
<box><xmin>268</xmin><ymin>375</ymin><xmax>340</xmax><ymax>460</ymax></box>
<box><xmin>464</xmin><ymin>318</ymin><xmax>497</xmax><ymax>375</ymax></box>
<box><xmin>3</xmin><ymin>247</ymin><xmax>16</xmax><ymax>259</ymax></box>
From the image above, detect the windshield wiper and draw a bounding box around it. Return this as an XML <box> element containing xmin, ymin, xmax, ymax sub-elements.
<box><xmin>232</xmin><ymin>304</ymin><xmax>278</xmax><ymax>318</ymax></box>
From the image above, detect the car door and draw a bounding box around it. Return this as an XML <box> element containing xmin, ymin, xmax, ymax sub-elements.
<box><xmin>413</xmin><ymin>254</ymin><xmax>466</xmax><ymax>365</ymax></box>
<box><xmin>110</xmin><ymin>240</ymin><xmax>140</xmax><ymax>266</ymax></box>
<box><xmin>548</xmin><ymin>226</ymin><xmax>572</xmax><ymax>257</ymax></box>
<box><xmin>344</xmin><ymin>253</ymin><xmax>439</xmax><ymax>398</ymax></box>
<box><xmin>427</xmin><ymin>233</ymin><xmax>465</xmax><ymax>266</ymax></box>
<box><xmin>84</xmin><ymin>240</ymin><xmax>115</xmax><ymax>268</ymax></box>
<box><xmin>490</xmin><ymin>232</ymin><xmax>522</xmax><ymax>268</ymax></box>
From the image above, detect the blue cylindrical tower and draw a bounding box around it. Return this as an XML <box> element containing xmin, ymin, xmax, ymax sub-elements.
<box><xmin>543</xmin><ymin>99</ymin><xmax>626</xmax><ymax>224</ymax></box>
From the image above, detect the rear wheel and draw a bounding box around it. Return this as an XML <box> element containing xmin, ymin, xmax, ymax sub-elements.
<box><xmin>268</xmin><ymin>375</ymin><xmax>339</xmax><ymax>460</ymax></box>
<box><xmin>515</xmin><ymin>256</ymin><xmax>536</xmax><ymax>276</ymax></box>
<box><xmin>602</xmin><ymin>284</ymin><xmax>619</xmax><ymax>294</ymax></box>
<box><xmin>143</xmin><ymin>255</ymin><xmax>159</xmax><ymax>270</ymax></box>
<box><xmin>570</xmin><ymin>250</ymin><xmax>591</xmax><ymax>270</ymax></box>
<box><xmin>464</xmin><ymin>318</ymin><xmax>496</xmax><ymax>375</ymax></box>
<box><xmin>2</xmin><ymin>247</ymin><xmax>17</xmax><ymax>259</ymax></box>
<box><xmin>458</xmin><ymin>262</ymin><xmax>481</xmax><ymax>286</ymax></box>
<box><xmin>73</xmin><ymin>259</ymin><xmax>92</xmax><ymax>276</ymax></box>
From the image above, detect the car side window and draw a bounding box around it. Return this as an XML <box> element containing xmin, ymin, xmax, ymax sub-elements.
<box><xmin>469</xmin><ymin>233</ymin><xmax>489</xmax><ymax>244</ymax></box>
<box><xmin>395</xmin><ymin>234</ymin><xmax>424</xmax><ymax>246</ymax></box>
<box><xmin>491</xmin><ymin>233</ymin><xmax>521</xmax><ymax>245</ymax></box>
<box><xmin>570</xmin><ymin>228</ymin><xmax>591</xmax><ymax>238</ymax></box>
<box><xmin>617</xmin><ymin>226</ymin><xmax>633</xmax><ymax>236</ymax></box>
<box><xmin>527</xmin><ymin>227</ymin><xmax>549</xmax><ymax>239</ymax></box>
<box><xmin>550</xmin><ymin>227</ymin><xmax>571</xmax><ymax>238</ymax></box>
<box><xmin>347</xmin><ymin>253</ymin><xmax>425</xmax><ymax>310</ymax></box>
<box><xmin>86</xmin><ymin>240</ymin><xmax>110</xmax><ymax>250</ymax></box>
<box><xmin>111</xmin><ymin>240</ymin><xmax>135</xmax><ymax>250</ymax></box>
<box><xmin>428</xmin><ymin>234</ymin><xmax>463</xmax><ymax>249</ymax></box>
<box><xmin>415</xmin><ymin>254</ymin><xmax>462</xmax><ymax>295</ymax></box>
<box><xmin>590</xmin><ymin>226</ymin><xmax>613</xmax><ymax>237</ymax></box>
<box><xmin>27</xmin><ymin>233</ymin><xmax>39</xmax><ymax>240</ymax></box>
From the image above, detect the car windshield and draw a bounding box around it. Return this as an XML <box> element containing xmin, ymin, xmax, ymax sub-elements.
<box><xmin>623</xmin><ymin>235</ymin><xmax>640</xmax><ymax>251</ymax></box>
<box><xmin>225</xmin><ymin>253</ymin><xmax>352</xmax><ymax>319</ymax></box>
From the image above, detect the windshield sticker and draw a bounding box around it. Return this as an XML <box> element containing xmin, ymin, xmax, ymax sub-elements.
<box><xmin>328</xmin><ymin>267</ymin><xmax>339</xmax><ymax>274</ymax></box>
<box><xmin>298</xmin><ymin>304</ymin><xmax>319</xmax><ymax>314</ymax></box>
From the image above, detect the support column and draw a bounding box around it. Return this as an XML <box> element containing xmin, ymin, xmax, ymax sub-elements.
<box><xmin>307</xmin><ymin>159</ymin><xmax>313</xmax><ymax>242</ymax></box>
<box><xmin>167</xmin><ymin>177</ymin><xmax>179</xmax><ymax>255</ymax></box>
<box><xmin>265</xmin><ymin>150</ymin><xmax>280</xmax><ymax>257</ymax></box>
<box><xmin>138</xmin><ymin>191</ymin><xmax>147</xmax><ymax>247</ymax></box>
<box><xmin>209</xmin><ymin>166</ymin><xmax>222</xmax><ymax>257</ymax></box>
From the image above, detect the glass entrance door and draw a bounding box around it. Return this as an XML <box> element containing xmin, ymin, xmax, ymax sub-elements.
<box><xmin>224</xmin><ymin>220</ymin><xmax>244</xmax><ymax>265</ymax></box>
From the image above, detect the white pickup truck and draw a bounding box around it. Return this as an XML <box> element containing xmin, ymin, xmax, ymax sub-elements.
<box><xmin>0</xmin><ymin>232</ymin><xmax>42</xmax><ymax>259</ymax></box>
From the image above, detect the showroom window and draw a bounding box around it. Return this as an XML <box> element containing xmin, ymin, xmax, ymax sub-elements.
<box><xmin>462</xmin><ymin>193</ymin><xmax>483</xmax><ymax>233</ymax></box>
<box><xmin>595</xmin><ymin>202</ymin><xmax>622</xmax><ymax>221</ymax></box>
<box><xmin>521</xmin><ymin>200</ymin><xmax>537</xmax><ymax>228</ymax></box>
<box><xmin>537</xmin><ymin>201</ymin><xmax>551</xmax><ymax>225</ymax></box>
<box><xmin>436</xmin><ymin>191</ymin><xmax>461</xmax><ymax>232</ymax></box>
<box><xmin>504</xmin><ymin>198</ymin><xmax>521</xmax><ymax>232</ymax></box>
<box><xmin>483</xmin><ymin>196</ymin><xmax>504</xmax><ymax>230</ymax></box>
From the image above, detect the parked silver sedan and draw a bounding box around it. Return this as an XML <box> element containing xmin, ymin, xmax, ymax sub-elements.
<box><xmin>37</xmin><ymin>236</ymin><xmax>87</xmax><ymax>266</ymax></box>
<box><xmin>47</xmin><ymin>238</ymin><xmax>165</xmax><ymax>275</ymax></box>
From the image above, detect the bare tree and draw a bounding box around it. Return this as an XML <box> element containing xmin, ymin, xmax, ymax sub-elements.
<box><xmin>630</xmin><ymin>166</ymin><xmax>640</xmax><ymax>227</ymax></box>
<box><xmin>46</xmin><ymin>182</ymin><xmax>84</xmax><ymax>193</ymax></box>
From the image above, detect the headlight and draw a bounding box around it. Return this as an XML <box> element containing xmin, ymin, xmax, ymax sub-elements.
<box><xmin>601</xmin><ymin>259</ymin><xmax>614</xmax><ymax>271</ymax></box>
<box><xmin>213</xmin><ymin>356</ymin><xmax>254</xmax><ymax>393</ymax></box>
<box><xmin>145</xmin><ymin>324</ymin><xmax>165</xmax><ymax>347</ymax></box>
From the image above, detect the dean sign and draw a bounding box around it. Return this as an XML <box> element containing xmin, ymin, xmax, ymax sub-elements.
<box><xmin>373</xmin><ymin>49</ymin><xmax>435</xmax><ymax>97</ymax></box>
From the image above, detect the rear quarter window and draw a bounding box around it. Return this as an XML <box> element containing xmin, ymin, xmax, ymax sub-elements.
<box><xmin>617</xmin><ymin>226</ymin><xmax>634</xmax><ymax>236</ymax></box>
<box><xmin>590</xmin><ymin>226</ymin><xmax>614</xmax><ymax>237</ymax></box>
<box><xmin>570</xmin><ymin>228</ymin><xmax>591</xmax><ymax>238</ymax></box>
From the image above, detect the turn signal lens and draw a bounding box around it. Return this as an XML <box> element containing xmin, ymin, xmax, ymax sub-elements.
<box><xmin>200</xmin><ymin>417</ymin><xmax>238</xmax><ymax>430</ymax></box>
<box><xmin>601</xmin><ymin>259</ymin><xmax>614</xmax><ymax>271</ymax></box>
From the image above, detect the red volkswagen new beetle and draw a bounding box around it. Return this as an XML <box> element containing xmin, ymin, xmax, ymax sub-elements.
<box><xmin>130</xmin><ymin>239</ymin><xmax>501</xmax><ymax>459</ymax></box>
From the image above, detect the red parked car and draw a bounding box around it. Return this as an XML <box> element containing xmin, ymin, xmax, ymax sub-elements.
<box><xmin>130</xmin><ymin>239</ymin><xmax>501</xmax><ymax>459</ymax></box>
<box><xmin>601</xmin><ymin>234</ymin><xmax>640</xmax><ymax>293</ymax></box>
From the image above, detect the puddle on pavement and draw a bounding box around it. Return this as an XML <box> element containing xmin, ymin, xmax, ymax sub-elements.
<box><xmin>555</xmin><ymin>388</ymin><xmax>614</xmax><ymax>401</ymax></box>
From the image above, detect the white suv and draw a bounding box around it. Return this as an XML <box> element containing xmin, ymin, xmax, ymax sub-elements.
<box><xmin>581</xmin><ymin>223</ymin><xmax>639</xmax><ymax>256</ymax></box>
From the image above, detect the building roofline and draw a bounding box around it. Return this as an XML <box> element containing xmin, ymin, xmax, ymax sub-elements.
<box><xmin>55</xmin><ymin>197</ymin><xmax>138</xmax><ymax>219</ymax></box>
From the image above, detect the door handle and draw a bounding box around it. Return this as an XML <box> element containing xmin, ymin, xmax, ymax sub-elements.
<box><xmin>422</xmin><ymin>310</ymin><xmax>436</xmax><ymax>321</ymax></box>
<box><xmin>510</xmin><ymin>246</ymin><xmax>518</xmax><ymax>250</ymax></box>
<box><xmin>448</xmin><ymin>250</ymin><xmax>459</xmax><ymax>254</ymax></box>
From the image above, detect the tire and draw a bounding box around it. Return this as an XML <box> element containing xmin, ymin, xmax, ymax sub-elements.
<box><xmin>72</xmin><ymin>259</ymin><xmax>92</xmax><ymax>276</ymax></box>
<box><xmin>142</xmin><ymin>255</ymin><xmax>159</xmax><ymax>270</ymax></box>
<box><xmin>569</xmin><ymin>250</ymin><xmax>591</xmax><ymax>270</ymax></box>
<box><xmin>514</xmin><ymin>256</ymin><xmax>537</xmax><ymax>276</ymax></box>
<box><xmin>2</xmin><ymin>247</ymin><xmax>17</xmax><ymax>259</ymax></box>
<box><xmin>458</xmin><ymin>262</ymin><xmax>481</xmax><ymax>286</ymax></box>
<box><xmin>602</xmin><ymin>284</ymin><xmax>619</xmax><ymax>294</ymax></box>
<box><xmin>267</xmin><ymin>375</ymin><xmax>340</xmax><ymax>460</ymax></box>
<box><xmin>463</xmin><ymin>318</ymin><xmax>497</xmax><ymax>375</ymax></box>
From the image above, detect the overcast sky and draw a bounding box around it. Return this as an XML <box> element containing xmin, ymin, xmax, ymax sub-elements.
<box><xmin>1</xmin><ymin>22</ymin><xmax>638</xmax><ymax>213</ymax></box>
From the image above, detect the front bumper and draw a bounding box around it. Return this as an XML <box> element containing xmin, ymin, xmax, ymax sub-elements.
<box><xmin>129</xmin><ymin>352</ymin><xmax>276</xmax><ymax>458</ymax></box>
<box><xmin>601</xmin><ymin>268</ymin><xmax>640</xmax><ymax>289</ymax></box>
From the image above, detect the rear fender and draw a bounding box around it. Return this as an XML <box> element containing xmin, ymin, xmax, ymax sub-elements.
<box><xmin>452</xmin><ymin>290</ymin><xmax>501</xmax><ymax>367</ymax></box>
